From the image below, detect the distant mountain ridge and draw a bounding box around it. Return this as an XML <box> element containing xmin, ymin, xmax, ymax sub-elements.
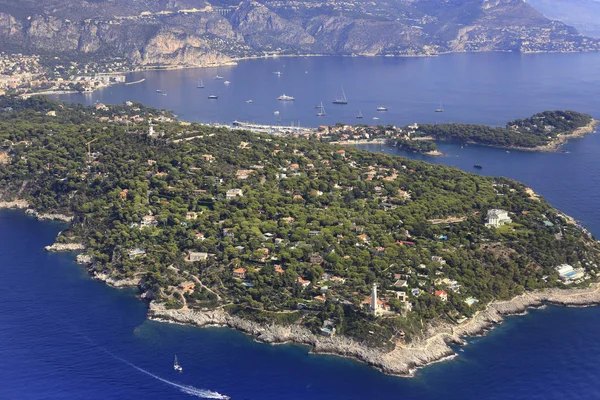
<box><xmin>527</xmin><ymin>0</ymin><xmax>600</xmax><ymax>38</ymax></box>
<box><xmin>0</xmin><ymin>0</ymin><xmax>598</xmax><ymax>66</ymax></box>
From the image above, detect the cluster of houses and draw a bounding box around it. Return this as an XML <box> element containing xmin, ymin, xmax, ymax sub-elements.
<box><xmin>315</xmin><ymin>123</ymin><xmax>423</xmax><ymax>144</ymax></box>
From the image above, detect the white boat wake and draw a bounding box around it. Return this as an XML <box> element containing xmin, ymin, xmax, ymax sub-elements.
<box><xmin>81</xmin><ymin>333</ymin><xmax>229</xmax><ymax>399</ymax></box>
<box><xmin>121</xmin><ymin>358</ymin><xmax>228</xmax><ymax>399</ymax></box>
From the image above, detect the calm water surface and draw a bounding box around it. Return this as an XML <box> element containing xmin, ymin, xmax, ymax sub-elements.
<box><xmin>59</xmin><ymin>52</ymin><xmax>600</xmax><ymax>127</ymax></box>
<box><xmin>5</xmin><ymin>53</ymin><xmax>599</xmax><ymax>399</ymax></box>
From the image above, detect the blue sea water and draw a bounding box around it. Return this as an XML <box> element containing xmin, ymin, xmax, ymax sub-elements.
<box><xmin>58</xmin><ymin>52</ymin><xmax>600</xmax><ymax>127</ymax></box>
<box><xmin>2</xmin><ymin>52</ymin><xmax>599</xmax><ymax>399</ymax></box>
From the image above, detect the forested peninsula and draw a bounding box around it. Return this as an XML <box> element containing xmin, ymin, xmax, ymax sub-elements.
<box><xmin>325</xmin><ymin>110</ymin><xmax>597</xmax><ymax>154</ymax></box>
<box><xmin>2</xmin><ymin>97</ymin><xmax>600</xmax><ymax>375</ymax></box>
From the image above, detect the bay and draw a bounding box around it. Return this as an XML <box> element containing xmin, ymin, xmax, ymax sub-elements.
<box><xmin>58</xmin><ymin>52</ymin><xmax>600</xmax><ymax>127</ymax></box>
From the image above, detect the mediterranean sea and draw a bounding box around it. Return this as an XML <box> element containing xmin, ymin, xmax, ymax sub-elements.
<box><xmin>2</xmin><ymin>52</ymin><xmax>596</xmax><ymax>399</ymax></box>
<box><xmin>58</xmin><ymin>52</ymin><xmax>600</xmax><ymax>128</ymax></box>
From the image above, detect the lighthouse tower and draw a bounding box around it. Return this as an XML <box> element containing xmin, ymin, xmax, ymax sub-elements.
<box><xmin>148</xmin><ymin>120</ymin><xmax>154</xmax><ymax>136</ymax></box>
<box><xmin>371</xmin><ymin>283</ymin><xmax>378</xmax><ymax>315</ymax></box>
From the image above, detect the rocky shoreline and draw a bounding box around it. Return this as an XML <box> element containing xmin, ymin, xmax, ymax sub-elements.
<box><xmin>91</xmin><ymin>271</ymin><xmax>142</xmax><ymax>289</ymax></box>
<box><xmin>44</xmin><ymin>242</ymin><xmax>85</xmax><ymax>252</ymax></box>
<box><xmin>25</xmin><ymin>209</ymin><xmax>73</xmax><ymax>222</ymax></box>
<box><xmin>508</xmin><ymin>119</ymin><xmax>599</xmax><ymax>153</ymax></box>
<box><xmin>148</xmin><ymin>282</ymin><xmax>600</xmax><ymax>377</ymax></box>
<box><xmin>0</xmin><ymin>199</ymin><xmax>29</xmax><ymax>209</ymax></box>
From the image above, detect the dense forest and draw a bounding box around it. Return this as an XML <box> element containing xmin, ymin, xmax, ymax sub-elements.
<box><xmin>416</xmin><ymin>111</ymin><xmax>593</xmax><ymax>148</ymax></box>
<box><xmin>1</xmin><ymin>97</ymin><xmax>599</xmax><ymax>349</ymax></box>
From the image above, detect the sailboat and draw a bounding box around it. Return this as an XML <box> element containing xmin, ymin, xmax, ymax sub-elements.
<box><xmin>435</xmin><ymin>102</ymin><xmax>444</xmax><ymax>112</ymax></box>
<box><xmin>197</xmin><ymin>79</ymin><xmax>204</xmax><ymax>88</ymax></box>
<box><xmin>316</xmin><ymin>102</ymin><xmax>326</xmax><ymax>116</ymax></box>
<box><xmin>173</xmin><ymin>354</ymin><xmax>183</xmax><ymax>372</ymax></box>
<box><xmin>356</xmin><ymin>110</ymin><xmax>363</xmax><ymax>119</ymax></box>
<box><xmin>162</xmin><ymin>90</ymin><xmax>167</xmax><ymax>96</ymax></box>
<box><xmin>332</xmin><ymin>88</ymin><xmax>348</xmax><ymax>104</ymax></box>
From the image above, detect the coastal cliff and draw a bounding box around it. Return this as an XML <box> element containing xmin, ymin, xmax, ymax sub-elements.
<box><xmin>149</xmin><ymin>283</ymin><xmax>600</xmax><ymax>376</ymax></box>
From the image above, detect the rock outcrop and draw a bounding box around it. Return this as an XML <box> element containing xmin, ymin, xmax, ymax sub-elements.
<box><xmin>0</xmin><ymin>199</ymin><xmax>29</xmax><ymax>209</ymax></box>
<box><xmin>44</xmin><ymin>242</ymin><xmax>85</xmax><ymax>252</ymax></box>
<box><xmin>25</xmin><ymin>209</ymin><xmax>73</xmax><ymax>222</ymax></box>
<box><xmin>92</xmin><ymin>271</ymin><xmax>141</xmax><ymax>288</ymax></box>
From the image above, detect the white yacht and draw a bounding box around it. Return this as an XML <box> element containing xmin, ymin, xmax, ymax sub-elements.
<box><xmin>173</xmin><ymin>354</ymin><xmax>182</xmax><ymax>372</ymax></box>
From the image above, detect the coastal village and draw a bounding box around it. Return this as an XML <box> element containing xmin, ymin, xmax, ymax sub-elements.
<box><xmin>0</xmin><ymin>52</ymin><xmax>135</xmax><ymax>97</ymax></box>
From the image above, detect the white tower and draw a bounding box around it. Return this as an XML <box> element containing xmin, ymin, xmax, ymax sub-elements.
<box><xmin>371</xmin><ymin>283</ymin><xmax>378</xmax><ymax>315</ymax></box>
<box><xmin>148</xmin><ymin>120</ymin><xmax>154</xmax><ymax>136</ymax></box>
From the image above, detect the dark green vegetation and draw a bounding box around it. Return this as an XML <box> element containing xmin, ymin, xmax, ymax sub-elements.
<box><xmin>416</xmin><ymin>111</ymin><xmax>592</xmax><ymax>148</ymax></box>
<box><xmin>1</xmin><ymin>97</ymin><xmax>599</xmax><ymax>348</ymax></box>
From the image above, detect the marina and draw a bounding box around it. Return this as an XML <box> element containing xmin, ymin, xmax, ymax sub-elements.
<box><xmin>231</xmin><ymin>120</ymin><xmax>315</xmax><ymax>134</ymax></box>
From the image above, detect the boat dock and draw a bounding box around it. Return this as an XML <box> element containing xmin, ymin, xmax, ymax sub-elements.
<box><xmin>230</xmin><ymin>120</ymin><xmax>316</xmax><ymax>135</ymax></box>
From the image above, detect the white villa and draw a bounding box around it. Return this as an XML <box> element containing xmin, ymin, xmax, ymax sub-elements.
<box><xmin>555</xmin><ymin>264</ymin><xmax>585</xmax><ymax>282</ymax></box>
<box><xmin>486</xmin><ymin>209</ymin><xmax>512</xmax><ymax>228</ymax></box>
<box><xmin>226</xmin><ymin>188</ymin><xmax>244</xmax><ymax>199</ymax></box>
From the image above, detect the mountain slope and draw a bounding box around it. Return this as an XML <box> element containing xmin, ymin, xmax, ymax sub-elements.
<box><xmin>0</xmin><ymin>0</ymin><xmax>597</xmax><ymax>66</ymax></box>
<box><xmin>527</xmin><ymin>0</ymin><xmax>600</xmax><ymax>38</ymax></box>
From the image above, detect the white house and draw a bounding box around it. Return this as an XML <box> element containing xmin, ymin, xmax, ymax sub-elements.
<box><xmin>555</xmin><ymin>264</ymin><xmax>585</xmax><ymax>282</ymax></box>
<box><xmin>140</xmin><ymin>215</ymin><xmax>158</xmax><ymax>228</ymax></box>
<box><xmin>226</xmin><ymin>188</ymin><xmax>244</xmax><ymax>199</ymax></box>
<box><xmin>486</xmin><ymin>209</ymin><xmax>512</xmax><ymax>228</ymax></box>
<box><xmin>187</xmin><ymin>251</ymin><xmax>209</xmax><ymax>262</ymax></box>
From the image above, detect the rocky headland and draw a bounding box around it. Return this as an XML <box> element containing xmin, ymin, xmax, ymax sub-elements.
<box><xmin>149</xmin><ymin>283</ymin><xmax>600</xmax><ymax>376</ymax></box>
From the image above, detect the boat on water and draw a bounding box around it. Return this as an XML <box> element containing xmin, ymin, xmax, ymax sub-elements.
<box><xmin>373</xmin><ymin>117</ymin><xmax>380</xmax><ymax>120</ymax></box>
<box><xmin>277</xmin><ymin>94</ymin><xmax>295</xmax><ymax>101</ymax></box>
<box><xmin>224</xmin><ymin>80</ymin><xmax>231</xmax><ymax>85</ymax></box>
<box><xmin>357</xmin><ymin>110</ymin><xmax>363</xmax><ymax>119</ymax></box>
<box><xmin>214</xmin><ymin>75</ymin><xmax>224</xmax><ymax>80</ymax></box>
<box><xmin>316</xmin><ymin>102</ymin><xmax>326</xmax><ymax>117</ymax></box>
<box><xmin>197</xmin><ymin>79</ymin><xmax>204</xmax><ymax>88</ymax></box>
<box><xmin>246</xmin><ymin>100</ymin><xmax>253</xmax><ymax>103</ymax></box>
<box><xmin>435</xmin><ymin>102</ymin><xmax>444</xmax><ymax>112</ymax></box>
<box><xmin>332</xmin><ymin>88</ymin><xmax>348</xmax><ymax>105</ymax></box>
<box><xmin>173</xmin><ymin>354</ymin><xmax>182</xmax><ymax>372</ymax></box>
<box><xmin>376</xmin><ymin>106</ymin><xmax>387</xmax><ymax>111</ymax></box>
<box><xmin>208</xmin><ymin>95</ymin><xmax>218</xmax><ymax>99</ymax></box>
<box><xmin>156</xmin><ymin>89</ymin><xmax>163</xmax><ymax>93</ymax></box>
<box><xmin>162</xmin><ymin>91</ymin><xmax>167</xmax><ymax>96</ymax></box>
<box><xmin>274</xmin><ymin>111</ymin><xmax>280</xmax><ymax>115</ymax></box>
<box><xmin>474</xmin><ymin>164</ymin><xmax>483</xmax><ymax>169</ymax></box>
<box><xmin>273</xmin><ymin>71</ymin><xmax>282</xmax><ymax>76</ymax></box>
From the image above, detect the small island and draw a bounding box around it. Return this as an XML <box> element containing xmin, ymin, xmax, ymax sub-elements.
<box><xmin>2</xmin><ymin>97</ymin><xmax>600</xmax><ymax>375</ymax></box>
<box><xmin>323</xmin><ymin>110</ymin><xmax>598</xmax><ymax>154</ymax></box>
